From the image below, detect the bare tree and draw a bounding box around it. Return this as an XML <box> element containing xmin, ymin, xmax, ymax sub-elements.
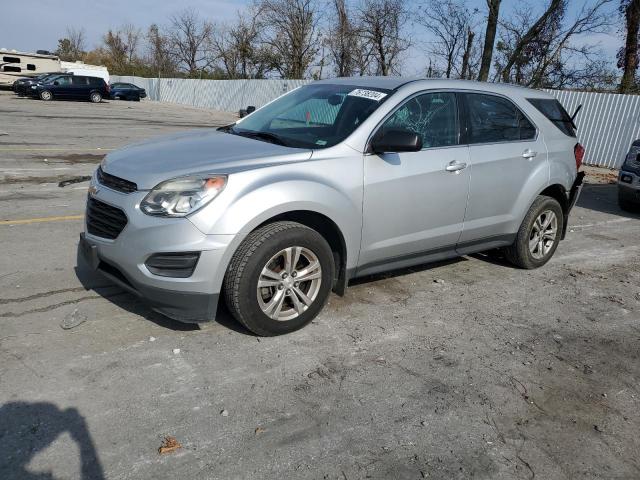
<box><xmin>498</xmin><ymin>0</ymin><xmax>564</xmax><ymax>83</ymax></box>
<box><xmin>146</xmin><ymin>24</ymin><xmax>178</xmax><ymax>75</ymax></box>
<box><xmin>358</xmin><ymin>0</ymin><xmax>409</xmax><ymax>76</ymax></box>
<box><xmin>326</xmin><ymin>0</ymin><xmax>361</xmax><ymax>76</ymax></box>
<box><xmin>56</xmin><ymin>27</ymin><xmax>86</xmax><ymax>61</ymax></box>
<box><xmin>103</xmin><ymin>30</ymin><xmax>129</xmax><ymax>71</ymax></box>
<box><xmin>495</xmin><ymin>0</ymin><xmax>616</xmax><ymax>89</ymax></box>
<box><xmin>168</xmin><ymin>8</ymin><xmax>214</xmax><ymax>75</ymax></box>
<box><xmin>257</xmin><ymin>0</ymin><xmax>320</xmax><ymax>79</ymax></box>
<box><xmin>619</xmin><ymin>0</ymin><xmax>640</xmax><ymax>92</ymax></box>
<box><xmin>417</xmin><ymin>0</ymin><xmax>478</xmax><ymax>79</ymax></box>
<box><xmin>460</xmin><ymin>28</ymin><xmax>476</xmax><ymax>79</ymax></box>
<box><xmin>212</xmin><ymin>7</ymin><xmax>274</xmax><ymax>79</ymax></box>
<box><xmin>478</xmin><ymin>0</ymin><xmax>501</xmax><ymax>81</ymax></box>
<box><xmin>121</xmin><ymin>24</ymin><xmax>141</xmax><ymax>64</ymax></box>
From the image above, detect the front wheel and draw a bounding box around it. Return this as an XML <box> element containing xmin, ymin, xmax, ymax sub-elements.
<box><xmin>504</xmin><ymin>196</ymin><xmax>564</xmax><ymax>269</ymax></box>
<box><xmin>90</xmin><ymin>92</ymin><xmax>102</xmax><ymax>103</ymax></box>
<box><xmin>223</xmin><ymin>221</ymin><xmax>334</xmax><ymax>336</ymax></box>
<box><xmin>39</xmin><ymin>90</ymin><xmax>53</xmax><ymax>101</ymax></box>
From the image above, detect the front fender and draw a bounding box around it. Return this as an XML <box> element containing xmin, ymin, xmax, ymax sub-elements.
<box><xmin>188</xmin><ymin>171</ymin><xmax>363</xmax><ymax>294</ymax></box>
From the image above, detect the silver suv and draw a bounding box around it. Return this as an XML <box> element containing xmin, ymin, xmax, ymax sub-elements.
<box><xmin>79</xmin><ymin>78</ymin><xmax>584</xmax><ymax>336</ymax></box>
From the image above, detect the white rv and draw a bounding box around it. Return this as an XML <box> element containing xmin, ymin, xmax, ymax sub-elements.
<box><xmin>61</xmin><ymin>61</ymin><xmax>110</xmax><ymax>83</ymax></box>
<box><xmin>0</xmin><ymin>50</ymin><xmax>61</xmax><ymax>87</ymax></box>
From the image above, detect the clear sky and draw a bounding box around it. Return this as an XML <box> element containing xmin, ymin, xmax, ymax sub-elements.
<box><xmin>0</xmin><ymin>0</ymin><xmax>621</xmax><ymax>76</ymax></box>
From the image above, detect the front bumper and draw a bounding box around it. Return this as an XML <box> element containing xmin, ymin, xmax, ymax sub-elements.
<box><xmin>78</xmin><ymin>185</ymin><xmax>234</xmax><ymax>322</ymax></box>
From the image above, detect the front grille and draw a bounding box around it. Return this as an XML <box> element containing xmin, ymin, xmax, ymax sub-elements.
<box><xmin>86</xmin><ymin>198</ymin><xmax>128</xmax><ymax>239</ymax></box>
<box><xmin>97</xmin><ymin>166</ymin><xmax>137</xmax><ymax>193</ymax></box>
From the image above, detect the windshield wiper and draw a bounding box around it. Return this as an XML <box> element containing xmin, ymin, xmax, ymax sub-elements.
<box><xmin>234</xmin><ymin>130</ymin><xmax>289</xmax><ymax>147</ymax></box>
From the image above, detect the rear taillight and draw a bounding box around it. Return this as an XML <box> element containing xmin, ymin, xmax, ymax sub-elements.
<box><xmin>574</xmin><ymin>143</ymin><xmax>585</xmax><ymax>170</ymax></box>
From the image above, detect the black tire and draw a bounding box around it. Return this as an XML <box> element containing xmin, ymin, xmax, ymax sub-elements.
<box><xmin>504</xmin><ymin>196</ymin><xmax>564</xmax><ymax>269</ymax></box>
<box><xmin>39</xmin><ymin>90</ymin><xmax>53</xmax><ymax>101</ymax></box>
<box><xmin>223</xmin><ymin>221</ymin><xmax>334</xmax><ymax>336</ymax></box>
<box><xmin>618</xmin><ymin>190</ymin><xmax>639</xmax><ymax>212</ymax></box>
<box><xmin>90</xmin><ymin>92</ymin><xmax>102</xmax><ymax>103</ymax></box>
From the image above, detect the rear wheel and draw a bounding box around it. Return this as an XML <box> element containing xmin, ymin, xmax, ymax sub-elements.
<box><xmin>223</xmin><ymin>221</ymin><xmax>334</xmax><ymax>336</ymax></box>
<box><xmin>39</xmin><ymin>90</ymin><xmax>53</xmax><ymax>101</ymax></box>
<box><xmin>504</xmin><ymin>196</ymin><xmax>563</xmax><ymax>269</ymax></box>
<box><xmin>90</xmin><ymin>92</ymin><xmax>102</xmax><ymax>103</ymax></box>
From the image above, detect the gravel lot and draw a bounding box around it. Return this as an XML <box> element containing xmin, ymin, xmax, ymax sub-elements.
<box><xmin>1</xmin><ymin>91</ymin><xmax>639</xmax><ymax>480</ymax></box>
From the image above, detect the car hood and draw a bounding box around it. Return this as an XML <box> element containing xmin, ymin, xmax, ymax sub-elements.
<box><xmin>101</xmin><ymin>129</ymin><xmax>313</xmax><ymax>190</ymax></box>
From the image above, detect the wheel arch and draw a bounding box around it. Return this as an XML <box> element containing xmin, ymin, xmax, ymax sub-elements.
<box><xmin>254</xmin><ymin>210</ymin><xmax>349</xmax><ymax>295</ymax></box>
<box><xmin>538</xmin><ymin>183</ymin><xmax>571</xmax><ymax>239</ymax></box>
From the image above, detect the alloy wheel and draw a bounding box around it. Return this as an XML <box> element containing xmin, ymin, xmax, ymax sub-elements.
<box><xmin>529</xmin><ymin>210</ymin><xmax>558</xmax><ymax>259</ymax></box>
<box><xmin>257</xmin><ymin>246</ymin><xmax>322</xmax><ymax>321</ymax></box>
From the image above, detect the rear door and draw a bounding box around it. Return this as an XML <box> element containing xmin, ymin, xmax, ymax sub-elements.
<box><xmin>457</xmin><ymin>92</ymin><xmax>546</xmax><ymax>249</ymax></box>
<box><xmin>71</xmin><ymin>76</ymin><xmax>89</xmax><ymax>99</ymax></box>
<box><xmin>359</xmin><ymin>91</ymin><xmax>471</xmax><ymax>275</ymax></box>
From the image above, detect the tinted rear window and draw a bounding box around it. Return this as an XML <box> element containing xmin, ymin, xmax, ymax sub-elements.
<box><xmin>88</xmin><ymin>77</ymin><xmax>103</xmax><ymax>85</ymax></box>
<box><xmin>527</xmin><ymin>98</ymin><xmax>576</xmax><ymax>137</ymax></box>
<box><xmin>464</xmin><ymin>93</ymin><xmax>536</xmax><ymax>144</ymax></box>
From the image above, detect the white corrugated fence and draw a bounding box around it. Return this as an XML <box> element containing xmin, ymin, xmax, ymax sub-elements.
<box><xmin>112</xmin><ymin>75</ymin><xmax>639</xmax><ymax>169</ymax></box>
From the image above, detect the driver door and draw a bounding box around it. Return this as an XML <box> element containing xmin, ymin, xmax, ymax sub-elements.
<box><xmin>358</xmin><ymin>91</ymin><xmax>471</xmax><ymax>276</ymax></box>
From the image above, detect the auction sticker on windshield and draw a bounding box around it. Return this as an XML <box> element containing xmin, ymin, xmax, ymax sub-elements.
<box><xmin>347</xmin><ymin>89</ymin><xmax>388</xmax><ymax>101</ymax></box>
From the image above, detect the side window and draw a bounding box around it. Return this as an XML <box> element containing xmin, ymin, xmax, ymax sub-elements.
<box><xmin>380</xmin><ymin>92</ymin><xmax>458</xmax><ymax>148</ymax></box>
<box><xmin>464</xmin><ymin>94</ymin><xmax>536</xmax><ymax>143</ymax></box>
<box><xmin>72</xmin><ymin>76</ymin><xmax>88</xmax><ymax>86</ymax></box>
<box><xmin>88</xmin><ymin>77</ymin><xmax>102</xmax><ymax>85</ymax></box>
<box><xmin>56</xmin><ymin>76</ymin><xmax>72</xmax><ymax>86</ymax></box>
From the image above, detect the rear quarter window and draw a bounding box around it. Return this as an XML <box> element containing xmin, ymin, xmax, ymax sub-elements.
<box><xmin>527</xmin><ymin>98</ymin><xmax>576</xmax><ymax>137</ymax></box>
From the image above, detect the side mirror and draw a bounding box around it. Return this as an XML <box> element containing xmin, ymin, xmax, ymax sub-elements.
<box><xmin>53</xmin><ymin>81</ymin><xmax>59</xmax><ymax>86</ymax></box>
<box><xmin>246</xmin><ymin>106</ymin><xmax>256</xmax><ymax>114</ymax></box>
<box><xmin>371</xmin><ymin>129</ymin><xmax>422</xmax><ymax>154</ymax></box>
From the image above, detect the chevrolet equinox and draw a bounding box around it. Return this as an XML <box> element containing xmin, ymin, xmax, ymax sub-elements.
<box><xmin>79</xmin><ymin>77</ymin><xmax>584</xmax><ymax>336</ymax></box>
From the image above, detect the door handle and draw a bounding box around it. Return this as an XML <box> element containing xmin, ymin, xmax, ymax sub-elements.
<box><xmin>445</xmin><ymin>160</ymin><xmax>467</xmax><ymax>172</ymax></box>
<box><xmin>522</xmin><ymin>149</ymin><xmax>538</xmax><ymax>159</ymax></box>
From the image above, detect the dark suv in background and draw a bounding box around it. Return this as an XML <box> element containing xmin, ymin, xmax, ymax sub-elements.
<box><xmin>618</xmin><ymin>139</ymin><xmax>640</xmax><ymax>211</ymax></box>
<box><xmin>29</xmin><ymin>75</ymin><xmax>110</xmax><ymax>103</ymax></box>
<box><xmin>13</xmin><ymin>73</ymin><xmax>66</xmax><ymax>96</ymax></box>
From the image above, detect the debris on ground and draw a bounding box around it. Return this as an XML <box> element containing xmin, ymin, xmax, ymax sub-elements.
<box><xmin>58</xmin><ymin>175</ymin><xmax>92</xmax><ymax>188</ymax></box>
<box><xmin>220</xmin><ymin>409</ymin><xmax>229</xmax><ymax>417</ymax></box>
<box><xmin>433</xmin><ymin>278</ymin><xmax>445</xmax><ymax>284</ymax></box>
<box><xmin>158</xmin><ymin>436</ymin><xmax>182</xmax><ymax>454</ymax></box>
<box><xmin>255</xmin><ymin>427</ymin><xmax>266</xmax><ymax>436</ymax></box>
<box><xmin>60</xmin><ymin>308</ymin><xmax>87</xmax><ymax>330</ymax></box>
<box><xmin>172</xmin><ymin>348</ymin><xmax>180</xmax><ymax>355</ymax></box>
<box><xmin>149</xmin><ymin>337</ymin><xmax>156</xmax><ymax>342</ymax></box>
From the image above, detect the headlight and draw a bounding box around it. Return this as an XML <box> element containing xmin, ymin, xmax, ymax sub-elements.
<box><xmin>140</xmin><ymin>175</ymin><xmax>226</xmax><ymax>217</ymax></box>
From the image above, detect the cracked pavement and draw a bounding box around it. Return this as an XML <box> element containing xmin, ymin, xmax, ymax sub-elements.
<box><xmin>1</xmin><ymin>91</ymin><xmax>639</xmax><ymax>479</ymax></box>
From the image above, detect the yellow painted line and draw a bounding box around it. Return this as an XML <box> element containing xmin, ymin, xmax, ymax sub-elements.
<box><xmin>0</xmin><ymin>214</ymin><xmax>84</xmax><ymax>225</ymax></box>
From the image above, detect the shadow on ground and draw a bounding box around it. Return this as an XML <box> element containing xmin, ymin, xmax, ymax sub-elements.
<box><xmin>0</xmin><ymin>402</ymin><xmax>105</xmax><ymax>480</ymax></box>
<box><xmin>74</xmin><ymin>250</ymin><xmax>252</xmax><ymax>335</ymax></box>
<box><xmin>577</xmin><ymin>183</ymin><xmax>640</xmax><ymax>218</ymax></box>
